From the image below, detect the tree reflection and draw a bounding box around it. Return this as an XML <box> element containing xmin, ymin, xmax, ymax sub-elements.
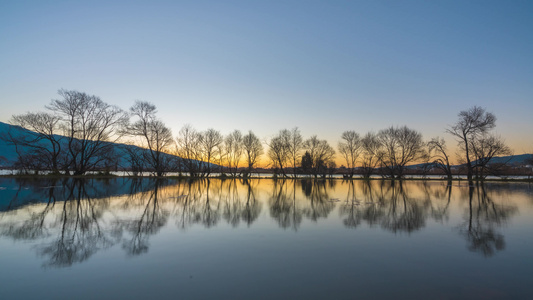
<box><xmin>339</xmin><ymin>180</ymin><xmax>363</xmax><ymax>228</ymax></box>
<box><xmin>357</xmin><ymin>180</ymin><xmax>386</xmax><ymax>227</ymax></box>
<box><xmin>269</xmin><ymin>180</ymin><xmax>303</xmax><ymax>230</ymax></box>
<box><xmin>171</xmin><ymin>178</ymin><xmax>262</xmax><ymax>230</ymax></box>
<box><xmin>459</xmin><ymin>184</ymin><xmax>517</xmax><ymax>257</ymax></box>
<box><xmin>0</xmin><ymin>178</ymin><xmax>526</xmax><ymax>268</ymax></box>
<box><xmin>428</xmin><ymin>183</ymin><xmax>452</xmax><ymax>223</ymax></box>
<box><xmin>222</xmin><ymin>179</ymin><xmax>244</xmax><ymax>227</ymax></box>
<box><xmin>340</xmin><ymin>181</ymin><xmax>431</xmax><ymax>234</ymax></box>
<box><xmin>172</xmin><ymin>179</ymin><xmax>218</xmax><ymax>229</ymax></box>
<box><xmin>300</xmin><ymin>179</ymin><xmax>335</xmax><ymax>222</ymax></box>
<box><xmin>37</xmin><ymin>179</ymin><xmax>116</xmax><ymax>267</ymax></box>
<box><xmin>268</xmin><ymin>179</ymin><xmax>336</xmax><ymax>230</ymax></box>
<box><xmin>114</xmin><ymin>179</ymin><xmax>169</xmax><ymax>256</ymax></box>
<box><xmin>0</xmin><ymin>179</ymin><xmax>59</xmax><ymax>240</ymax></box>
<box><xmin>381</xmin><ymin>181</ymin><xmax>427</xmax><ymax>233</ymax></box>
<box><xmin>0</xmin><ymin>178</ymin><xmax>176</xmax><ymax>266</ymax></box>
<box><xmin>0</xmin><ymin>178</ymin><xmax>118</xmax><ymax>267</ymax></box>
<box><xmin>241</xmin><ymin>179</ymin><xmax>261</xmax><ymax>227</ymax></box>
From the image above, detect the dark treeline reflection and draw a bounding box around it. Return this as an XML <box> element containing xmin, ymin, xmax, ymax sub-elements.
<box><xmin>459</xmin><ymin>184</ymin><xmax>517</xmax><ymax>257</ymax></box>
<box><xmin>0</xmin><ymin>179</ymin><xmax>525</xmax><ymax>267</ymax></box>
<box><xmin>171</xmin><ymin>178</ymin><xmax>262</xmax><ymax>229</ymax></box>
<box><xmin>339</xmin><ymin>180</ymin><xmax>433</xmax><ymax>233</ymax></box>
<box><xmin>0</xmin><ymin>178</ymin><xmax>177</xmax><ymax>267</ymax></box>
<box><xmin>269</xmin><ymin>179</ymin><xmax>336</xmax><ymax>230</ymax></box>
<box><xmin>338</xmin><ymin>180</ymin><xmax>518</xmax><ymax>256</ymax></box>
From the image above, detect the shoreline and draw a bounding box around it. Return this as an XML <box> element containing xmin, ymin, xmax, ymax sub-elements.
<box><xmin>1</xmin><ymin>173</ymin><xmax>531</xmax><ymax>183</ymax></box>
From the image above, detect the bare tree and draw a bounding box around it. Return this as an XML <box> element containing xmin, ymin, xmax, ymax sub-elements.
<box><xmin>8</xmin><ymin>112</ymin><xmax>64</xmax><ymax>173</ymax></box>
<box><xmin>338</xmin><ymin>130</ymin><xmax>362</xmax><ymax>178</ymax></box>
<box><xmin>121</xmin><ymin>145</ymin><xmax>145</xmax><ymax>176</ymax></box>
<box><xmin>198</xmin><ymin>128</ymin><xmax>223</xmax><ymax>177</ymax></box>
<box><xmin>128</xmin><ymin>101</ymin><xmax>175</xmax><ymax>176</ymax></box>
<box><xmin>176</xmin><ymin>124</ymin><xmax>202</xmax><ymax>177</ymax></box>
<box><xmin>140</xmin><ymin>120</ymin><xmax>175</xmax><ymax>175</ymax></box>
<box><xmin>287</xmin><ymin>127</ymin><xmax>304</xmax><ymax>178</ymax></box>
<box><xmin>304</xmin><ymin>135</ymin><xmax>335</xmax><ymax>178</ymax></box>
<box><xmin>428</xmin><ymin>137</ymin><xmax>453</xmax><ymax>182</ymax></box>
<box><xmin>360</xmin><ymin>132</ymin><xmax>380</xmax><ymax>179</ymax></box>
<box><xmin>447</xmin><ymin>106</ymin><xmax>496</xmax><ymax>184</ymax></box>
<box><xmin>470</xmin><ymin>134</ymin><xmax>512</xmax><ymax>178</ymax></box>
<box><xmin>375</xmin><ymin>126</ymin><xmax>426</xmax><ymax>179</ymax></box>
<box><xmin>242</xmin><ymin>130</ymin><xmax>263</xmax><ymax>177</ymax></box>
<box><xmin>267</xmin><ymin>130</ymin><xmax>290</xmax><ymax>177</ymax></box>
<box><xmin>224</xmin><ymin>130</ymin><xmax>243</xmax><ymax>176</ymax></box>
<box><xmin>48</xmin><ymin>89</ymin><xmax>128</xmax><ymax>175</ymax></box>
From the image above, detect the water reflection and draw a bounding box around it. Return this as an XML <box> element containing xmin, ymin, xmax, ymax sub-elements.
<box><xmin>0</xmin><ymin>178</ymin><xmax>175</xmax><ymax>266</ymax></box>
<box><xmin>339</xmin><ymin>181</ymin><xmax>429</xmax><ymax>233</ymax></box>
<box><xmin>269</xmin><ymin>180</ymin><xmax>303</xmax><ymax>230</ymax></box>
<box><xmin>427</xmin><ymin>183</ymin><xmax>452</xmax><ymax>223</ymax></box>
<box><xmin>171</xmin><ymin>179</ymin><xmax>262</xmax><ymax>230</ymax></box>
<box><xmin>301</xmin><ymin>179</ymin><xmax>336</xmax><ymax>222</ymax></box>
<box><xmin>269</xmin><ymin>179</ymin><xmax>336</xmax><ymax>230</ymax></box>
<box><xmin>459</xmin><ymin>184</ymin><xmax>517</xmax><ymax>257</ymax></box>
<box><xmin>0</xmin><ymin>178</ymin><xmax>528</xmax><ymax>268</ymax></box>
<box><xmin>117</xmin><ymin>180</ymin><xmax>169</xmax><ymax>256</ymax></box>
<box><xmin>2</xmin><ymin>180</ymin><xmax>109</xmax><ymax>267</ymax></box>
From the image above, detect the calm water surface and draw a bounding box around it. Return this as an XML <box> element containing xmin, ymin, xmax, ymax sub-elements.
<box><xmin>1</xmin><ymin>178</ymin><xmax>532</xmax><ymax>299</ymax></box>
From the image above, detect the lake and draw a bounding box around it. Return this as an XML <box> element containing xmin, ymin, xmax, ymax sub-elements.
<box><xmin>1</xmin><ymin>178</ymin><xmax>532</xmax><ymax>299</ymax></box>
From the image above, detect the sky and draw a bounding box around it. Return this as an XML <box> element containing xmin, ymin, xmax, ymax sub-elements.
<box><xmin>1</xmin><ymin>0</ymin><xmax>532</xmax><ymax>161</ymax></box>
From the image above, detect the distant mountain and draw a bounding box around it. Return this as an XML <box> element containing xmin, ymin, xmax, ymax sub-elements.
<box><xmin>400</xmin><ymin>154</ymin><xmax>532</xmax><ymax>170</ymax></box>
<box><xmin>0</xmin><ymin>122</ymin><xmax>27</xmax><ymax>166</ymax></box>
<box><xmin>0</xmin><ymin>121</ymin><xmax>190</xmax><ymax>171</ymax></box>
<box><xmin>477</xmin><ymin>153</ymin><xmax>533</xmax><ymax>166</ymax></box>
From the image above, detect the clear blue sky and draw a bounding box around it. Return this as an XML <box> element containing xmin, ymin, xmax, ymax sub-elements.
<box><xmin>1</xmin><ymin>0</ymin><xmax>532</xmax><ymax>155</ymax></box>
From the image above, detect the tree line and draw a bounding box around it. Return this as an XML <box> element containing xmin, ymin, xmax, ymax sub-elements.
<box><xmin>1</xmin><ymin>89</ymin><xmax>513</xmax><ymax>183</ymax></box>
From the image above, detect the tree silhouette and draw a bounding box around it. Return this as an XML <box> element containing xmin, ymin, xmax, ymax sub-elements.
<box><xmin>303</xmin><ymin>136</ymin><xmax>335</xmax><ymax>178</ymax></box>
<box><xmin>375</xmin><ymin>126</ymin><xmax>427</xmax><ymax>179</ymax></box>
<box><xmin>224</xmin><ymin>130</ymin><xmax>244</xmax><ymax>177</ymax></box>
<box><xmin>447</xmin><ymin>106</ymin><xmax>498</xmax><ymax>184</ymax></box>
<box><xmin>428</xmin><ymin>137</ymin><xmax>454</xmax><ymax>182</ymax></box>
<box><xmin>5</xmin><ymin>112</ymin><xmax>64</xmax><ymax>173</ymax></box>
<box><xmin>128</xmin><ymin>101</ymin><xmax>175</xmax><ymax>176</ymax></box>
<box><xmin>338</xmin><ymin>131</ymin><xmax>362</xmax><ymax>178</ymax></box>
<box><xmin>242</xmin><ymin>130</ymin><xmax>263</xmax><ymax>178</ymax></box>
<box><xmin>48</xmin><ymin>89</ymin><xmax>128</xmax><ymax>175</ymax></box>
